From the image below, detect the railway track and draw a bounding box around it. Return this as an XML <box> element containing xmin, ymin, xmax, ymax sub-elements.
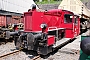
<box><xmin>32</xmin><ymin>55</ymin><xmax>40</xmax><ymax>60</ymax></box>
<box><xmin>0</xmin><ymin>50</ymin><xmax>20</xmax><ymax>58</ymax></box>
<box><xmin>0</xmin><ymin>49</ymin><xmax>41</xmax><ymax>60</ymax></box>
<box><xmin>0</xmin><ymin>30</ymin><xmax>89</xmax><ymax>60</ymax></box>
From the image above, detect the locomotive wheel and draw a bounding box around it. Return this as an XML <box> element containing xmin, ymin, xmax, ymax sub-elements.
<box><xmin>80</xmin><ymin>37</ymin><xmax>90</xmax><ymax>55</ymax></box>
<box><xmin>27</xmin><ymin>33</ymin><xmax>34</xmax><ymax>50</ymax></box>
<box><xmin>15</xmin><ymin>36</ymin><xmax>22</xmax><ymax>50</ymax></box>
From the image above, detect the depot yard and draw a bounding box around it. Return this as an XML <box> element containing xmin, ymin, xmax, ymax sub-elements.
<box><xmin>0</xmin><ymin>0</ymin><xmax>90</xmax><ymax>60</ymax></box>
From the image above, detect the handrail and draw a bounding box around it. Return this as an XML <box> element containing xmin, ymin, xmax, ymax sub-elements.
<box><xmin>48</xmin><ymin>27</ymin><xmax>57</xmax><ymax>31</ymax></box>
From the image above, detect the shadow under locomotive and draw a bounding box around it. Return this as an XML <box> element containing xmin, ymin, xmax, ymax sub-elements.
<box><xmin>0</xmin><ymin>38</ymin><xmax>13</xmax><ymax>45</ymax></box>
<box><xmin>18</xmin><ymin>38</ymin><xmax>76</xmax><ymax>59</ymax></box>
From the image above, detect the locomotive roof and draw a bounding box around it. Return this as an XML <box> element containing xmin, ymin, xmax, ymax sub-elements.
<box><xmin>48</xmin><ymin>9</ymin><xmax>74</xmax><ymax>14</ymax></box>
<box><xmin>48</xmin><ymin>9</ymin><xmax>62</xmax><ymax>12</ymax></box>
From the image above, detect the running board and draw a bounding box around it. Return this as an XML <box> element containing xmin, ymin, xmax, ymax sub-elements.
<box><xmin>52</xmin><ymin>38</ymin><xmax>71</xmax><ymax>48</ymax></box>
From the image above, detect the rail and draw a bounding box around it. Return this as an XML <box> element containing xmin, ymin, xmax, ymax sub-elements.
<box><xmin>0</xmin><ymin>48</ymin><xmax>40</xmax><ymax>60</ymax></box>
<box><xmin>0</xmin><ymin>47</ymin><xmax>23</xmax><ymax>58</ymax></box>
<box><xmin>0</xmin><ymin>49</ymin><xmax>21</xmax><ymax>58</ymax></box>
<box><xmin>32</xmin><ymin>55</ymin><xmax>40</xmax><ymax>60</ymax></box>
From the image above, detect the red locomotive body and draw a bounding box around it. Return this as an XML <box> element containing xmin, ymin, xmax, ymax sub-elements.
<box><xmin>24</xmin><ymin>9</ymin><xmax>80</xmax><ymax>39</ymax></box>
<box><xmin>15</xmin><ymin>5</ymin><xmax>80</xmax><ymax>55</ymax></box>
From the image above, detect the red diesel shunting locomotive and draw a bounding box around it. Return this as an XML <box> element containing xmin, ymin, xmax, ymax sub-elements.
<box><xmin>15</xmin><ymin>5</ymin><xmax>80</xmax><ymax>55</ymax></box>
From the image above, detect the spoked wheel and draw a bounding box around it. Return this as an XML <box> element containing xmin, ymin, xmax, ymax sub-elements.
<box><xmin>15</xmin><ymin>36</ymin><xmax>22</xmax><ymax>50</ymax></box>
<box><xmin>27</xmin><ymin>33</ymin><xmax>34</xmax><ymax>50</ymax></box>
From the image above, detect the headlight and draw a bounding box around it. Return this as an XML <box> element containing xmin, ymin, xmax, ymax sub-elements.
<box><xmin>40</xmin><ymin>24</ymin><xmax>47</xmax><ymax>29</ymax></box>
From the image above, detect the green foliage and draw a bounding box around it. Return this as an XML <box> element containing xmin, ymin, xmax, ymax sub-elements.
<box><xmin>35</xmin><ymin>0</ymin><xmax>88</xmax><ymax>4</ymax></box>
<box><xmin>35</xmin><ymin>0</ymin><xmax>62</xmax><ymax>4</ymax></box>
<box><xmin>34</xmin><ymin>0</ymin><xmax>88</xmax><ymax>2</ymax></box>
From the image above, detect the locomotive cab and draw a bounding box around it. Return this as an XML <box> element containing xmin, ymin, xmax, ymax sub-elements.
<box><xmin>61</xmin><ymin>10</ymin><xmax>80</xmax><ymax>38</ymax></box>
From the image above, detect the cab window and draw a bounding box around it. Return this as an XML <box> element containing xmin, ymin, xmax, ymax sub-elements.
<box><xmin>64</xmin><ymin>14</ymin><xmax>73</xmax><ymax>23</ymax></box>
<box><xmin>74</xmin><ymin>16</ymin><xmax>78</xmax><ymax>24</ymax></box>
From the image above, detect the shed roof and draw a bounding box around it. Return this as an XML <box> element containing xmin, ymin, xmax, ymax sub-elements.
<box><xmin>0</xmin><ymin>0</ymin><xmax>38</xmax><ymax>14</ymax></box>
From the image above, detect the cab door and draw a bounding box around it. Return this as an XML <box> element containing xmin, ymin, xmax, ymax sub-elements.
<box><xmin>74</xmin><ymin>15</ymin><xmax>80</xmax><ymax>36</ymax></box>
<box><xmin>62</xmin><ymin>14</ymin><xmax>74</xmax><ymax>38</ymax></box>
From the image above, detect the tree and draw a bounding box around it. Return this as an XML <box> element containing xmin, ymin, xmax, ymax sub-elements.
<box><xmin>39</xmin><ymin>0</ymin><xmax>42</xmax><ymax>2</ymax></box>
